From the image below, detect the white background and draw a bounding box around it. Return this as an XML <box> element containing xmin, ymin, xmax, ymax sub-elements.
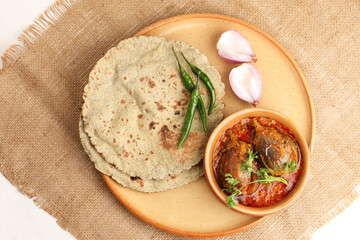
<box><xmin>0</xmin><ymin>0</ymin><xmax>359</xmax><ymax>239</ymax></box>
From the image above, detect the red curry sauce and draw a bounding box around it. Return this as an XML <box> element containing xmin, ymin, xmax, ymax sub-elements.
<box><xmin>213</xmin><ymin>117</ymin><xmax>302</xmax><ymax>207</ymax></box>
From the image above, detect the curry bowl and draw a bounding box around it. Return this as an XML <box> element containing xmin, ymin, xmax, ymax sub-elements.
<box><xmin>203</xmin><ymin>108</ymin><xmax>310</xmax><ymax>216</ymax></box>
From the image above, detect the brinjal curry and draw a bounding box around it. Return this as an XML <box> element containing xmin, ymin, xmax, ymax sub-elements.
<box><xmin>213</xmin><ymin>117</ymin><xmax>301</xmax><ymax>208</ymax></box>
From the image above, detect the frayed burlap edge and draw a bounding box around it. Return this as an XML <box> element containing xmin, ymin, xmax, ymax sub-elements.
<box><xmin>300</xmin><ymin>184</ymin><xmax>360</xmax><ymax>239</ymax></box>
<box><xmin>0</xmin><ymin>1</ymin><xmax>82</xmax><ymax>238</ymax></box>
<box><xmin>0</xmin><ymin>0</ymin><xmax>359</xmax><ymax>239</ymax></box>
<box><xmin>0</xmin><ymin>0</ymin><xmax>79</xmax><ymax>75</ymax></box>
<box><xmin>0</xmin><ymin>170</ymin><xmax>80</xmax><ymax>238</ymax></box>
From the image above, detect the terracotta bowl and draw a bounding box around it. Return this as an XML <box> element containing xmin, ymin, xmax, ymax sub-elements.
<box><xmin>203</xmin><ymin>108</ymin><xmax>310</xmax><ymax>216</ymax></box>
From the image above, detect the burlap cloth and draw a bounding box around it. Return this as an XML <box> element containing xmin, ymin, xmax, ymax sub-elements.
<box><xmin>0</xmin><ymin>0</ymin><xmax>359</xmax><ymax>239</ymax></box>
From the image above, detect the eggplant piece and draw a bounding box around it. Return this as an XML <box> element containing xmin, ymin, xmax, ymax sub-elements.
<box><xmin>217</xmin><ymin>130</ymin><xmax>259</xmax><ymax>195</ymax></box>
<box><xmin>252</xmin><ymin>119</ymin><xmax>299</xmax><ymax>176</ymax></box>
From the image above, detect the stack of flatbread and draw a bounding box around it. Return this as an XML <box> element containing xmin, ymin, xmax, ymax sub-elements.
<box><xmin>79</xmin><ymin>36</ymin><xmax>225</xmax><ymax>192</ymax></box>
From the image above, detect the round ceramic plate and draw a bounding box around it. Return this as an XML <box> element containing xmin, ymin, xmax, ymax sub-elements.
<box><xmin>101</xmin><ymin>13</ymin><xmax>315</xmax><ymax>238</ymax></box>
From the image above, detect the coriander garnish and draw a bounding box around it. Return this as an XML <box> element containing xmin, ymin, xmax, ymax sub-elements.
<box><xmin>256</xmin><ymin>168</ymin><xmax>288</xmax><ymax>186</ymax></box>
<box><xmin>285</xmin><ymin>161</ymin><xmax>299</xmax><ymax>174</ymax></box>
<box><xmin>240</xmin><ymin>150</ymin><xmax>258</xmax><ymax>177</ymax></box>
<box><xmin>222</xmin><ymin>152</ymin><xmax>288</xmax><ymax>208</ymax></box>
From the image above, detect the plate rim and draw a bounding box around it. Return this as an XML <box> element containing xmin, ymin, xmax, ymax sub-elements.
<box><xmin>103</xmin><ymin>174</ymin><xmax>271</xmax><ymax>238</ymax></box>
<box><xmin>101</xmin><ymin>13</ymin><xmax>316</xmax><ymax>238</ymax></box>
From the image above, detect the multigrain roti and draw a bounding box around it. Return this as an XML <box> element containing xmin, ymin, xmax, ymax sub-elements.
<box><xmin>81</xmin><ymin>36</ymin><xmax>225</xmax><ymax>183</ymax></box>
<box><xmin>79</xmin><ymin>117</ymin><xmax>203</xmax><ymax>192</ymax></box>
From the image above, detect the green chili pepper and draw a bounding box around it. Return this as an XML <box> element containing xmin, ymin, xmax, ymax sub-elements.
<box><xmin>172</xmin><ymin>47</ymin><xmax>194</xmax><ymax>92</ymax></box>
<box><xmin>172</xmin><ymin>48</ymin><xmax>207</xmax><ymax>133</ymax></box>
<box><xmin>196</xmin><ymin>95</ymin><xmax>207</xmax><ymax>133</ymax></box>
<box><xmin>178</xmin><ymin>79</ymin><xmax>200</xmax><ymax>149</ymax></box>
<box><xmin>181</xmin><ymin>52</ymin><xmax>216</xmax><ymax>115</ymax></box>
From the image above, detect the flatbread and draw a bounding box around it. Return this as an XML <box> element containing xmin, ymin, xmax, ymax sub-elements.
<box><xmin>79</xmin><ymin>117</ymin><xmax>203</xmax><ymax>192</ymax></box>
<box><xmin>82</xmin><ymin>36</ymin><xmax>224</xmax><ymax>180</ymax></box>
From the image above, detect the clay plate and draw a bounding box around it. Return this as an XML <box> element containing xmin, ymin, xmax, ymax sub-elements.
<box><xmin>101</xmin><ymin>13</ymin><xmax>315</xmax><ymax>238</ymax></box>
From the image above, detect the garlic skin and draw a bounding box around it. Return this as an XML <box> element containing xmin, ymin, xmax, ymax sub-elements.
<box><xmin>217</xmin><ymin>30</ymin><xmax>256</xmax><ymax>63</ymax></box>
<box><xmin>229</xmin><ymin>63</ymin><xmax>262</xmax><ymax>106</ymax></box>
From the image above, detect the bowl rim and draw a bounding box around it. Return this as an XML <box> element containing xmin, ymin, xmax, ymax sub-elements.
<box><xmin>203</xmin><ymin>107</ymin><xmax>310</xmax><ymax>216</ymax></box>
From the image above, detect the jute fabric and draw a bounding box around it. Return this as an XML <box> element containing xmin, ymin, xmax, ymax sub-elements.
<box><xmin>0</xmin><ymin>0</ymin><xmax>359</xmax><ymax>239</ymax></box>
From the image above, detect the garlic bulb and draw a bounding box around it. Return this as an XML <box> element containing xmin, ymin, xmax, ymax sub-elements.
<box><xmin>217</xmin><ymin>30</ymin><xmax>256</xmax><ymax>63</ymax></box>
<box><xmin>229</xmin><ymin>63</ymin><xmax>262</xmax><ymax>106</ymax></box>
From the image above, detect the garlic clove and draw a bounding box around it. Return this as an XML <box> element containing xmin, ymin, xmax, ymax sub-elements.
<box><xmin>217</xmin><ymin>30</ymin><xmax>256</xmax><ymax>63</ymax></box>
<box><xmin>229</xmin><ymin>63</ymin><xmax>262</xmax><ymax>106</ymax></box>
